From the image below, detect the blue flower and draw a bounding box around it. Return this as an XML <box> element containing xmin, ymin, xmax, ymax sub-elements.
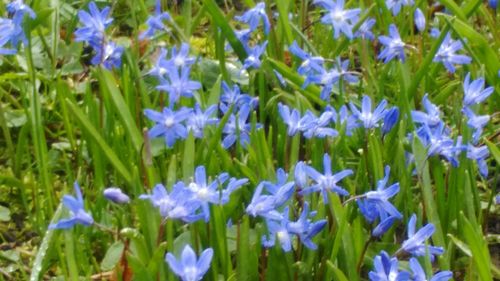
<box><xmin>49</xmin><ymin>182</ymin><xmax>94</xmax><ymax>229</ymax></box>
<box><xmin>168</xmin><ymin>43</ymin><xmax>197</xmax><ymax>69</ymax></box>
<box><xmin>466</xmin><ymin>144</ymin><xmax>489</xmax><ymax>178</ymax></box>
<box><xmin>300</xmin><ymin>153</ymin><xmax>353</xmax><ymax>203</ymax></box>
<box><xmin>414</xmin><ymin>8</ymin><xmax>426</xmax><ymax>32</ymax></box>
<box><xmin>409</xmin><ymin>258</ymin><xmax>453</xmax><ymax>281</ymax></box>
<box><xmin>371</xmin><ymin>216</ymin><xmax>399</xmax><ymax>237</ymax></box>
<box><xmin>91</xmin><ymin>41</ymin><xmax>124</xmax><ymax>69</ymax></box>
<box><xmin>349</xmin><ymin>95</ymin><xmax>388</xmax><ymax>129</ymax></box>
<box><xmin>411</xmin><ymin>94</ymin><xmax>443</xmax><ymax>128</ymax></box>
<box><xmin>186</xmin><ymin>104</ymin><xmax>219</xmax><ymax>139</ymax></box>
<box><xmin>331</xmin><ymin>105</ymin><xmax>358</xmax><ymax>136</ymax></box>
<box><xmin>0</xmin><ymin>13</ymin><xmax>26</xmax><ymax>54</ymax></box>
<box><xmin>7</xmin><ymin>0</ymin><xmax>36</xmax><ymax>18</ymax></box>
<box><xmin>74</xmin><ymin>2</ymin><xmax>123</xmax><ymax>69</ymax></box>
<box><xmin>144</xmin><ymin>107</ymin><xmax>192</xmax><ymax>148</ymax></box>
<box><xmin>262</xmin><ymin>207</ymin><xmax>293</xmax><ymax>252</ymax></box>
<box><xmin>294</xmin><ymin>161</ymin><xmax>309</xmax><ymax>189</ymax></box>
<box><xmin>382</xmin><ymin>106</ymin><xmax>400</xmax><ymax>134</ymax></box>
<box><xmin>378</xmin><ymin>24</ymin><xmax>406</xmax><ymax>63</ymax></box>
<box><xmin>462</xmin><ymin>73</ymin><xmax>494</xmax><ymax>107</ymax></box>
<box><xmin>463</xmin><ymin>107</ymin><xmax>490</xmax><ymax>144</ymax></box>
<box><xmin>385</xmin><ymin>0</ymin><xmax>414</xmax><ymax>16</ymax></box>
<box><xmin>139</xmin><ymin>183</ymin><xmax>203</xmax><ymax>222</ymax></box>
<box><xmin>165</xmin><ymin>245</ymin><xmax>213</xmax><ymax>281</ymax></box>
<box><xmin>148</xmin><ymin>48</ymin><xmax>170</xmax><ymax>78</ymax></box>
<box><xmin>433</xmin><ymin>33</ymin><xmax>472</xmax><ymax>73</ymax></box>
<box><xmin>186</xmin><ymin>166</ymin><xmax>230</xmax><ymax>222</ymax></box>
<box><xmin>220</xmin><ymin>82</ymin><xmax>257</xmax><ymax>111</ymax></box>
<box><xmin>288</xmin><ymin>41</ymin><xmax>325</xmax><ymax>75</ymax></box>
<box><xmin>103</xmin><ymin>187</ymin><xmax>130</xmax><ymax>204</ymax></box>
<box><xmin>242</xmin><ymin>41</ymin><xmax>268</xmax><ymax>70</ymax></box>
<box><xmin>399</xmin><ymin>214</ymin><xmax>444</xmax><ymax>260</ymax></box>
<box><xmin>357</xmin><ymin>166</ymin><xmax>402</xmax><ymax>225</ymax></box>
<box><xmin>415</xmin><ymin>123</ymin><xmax>463</xmax><ymax>167</ymax></box>
<box><xmin>368</xmin><ymin>251</ymin><xmax>410</xmax><ymax>281</ymax></box>
<box><xmin>139</xmin><ymin>0</ymin><xmax>171</xmax><ymax>40</ymax></box>
<box><xmin>314</xmin><ymin>0</ymin><xmax>361</xmax><ymax>39</ymax></box>
<box><xmin>235</xmin><ymin>2</ymin><xmax>270</xmax><ymax>34</ymax></box>
<box><xmin>354</xmin><ymin>18</ymin><xmax>376</xmax><ymax>40</ymax></box>
<box><xmin>157</xmin><ymin>66</ymin><xmax>201</xmax><ymax>106</ymax></box>
<box><xmin>304</xmin><ymin>67</ymin><xmax>340</xmax><ymax>101</ymax></box>
<box><xmin>286</xmin><ymin>202</ymin><xmax>327</xmax><ymax>250</ymax></box>
<box><xmin>489</xmin><ymin>0</ymin><xmax>498</xmax><ymax>9</ymax></box>
<box><xmin>222</xmin><ymin>104</ymin><xmax>262</xmax><ymax>149</ymax></box>
<box><xmin>74</xmin><ymin>2</ymin><xmax>112</xmax><ymax>45</ymax></box>
<box><xmin>303</xmin><ymin>111</ymin><xmax>338</xmax><ymax>139</ymax></box>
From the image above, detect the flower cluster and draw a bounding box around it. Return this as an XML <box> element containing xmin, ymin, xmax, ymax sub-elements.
<box><xmin>74</xmin><ymin>2</ymin><xmax>123</xmax><ymax>69</ymax></box>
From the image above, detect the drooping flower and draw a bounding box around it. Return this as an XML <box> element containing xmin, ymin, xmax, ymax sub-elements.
<box><xmin>235</xmin><ymin>2</ymin><xmax>271</xmax><ymax>35</ymax></box>
<box><xmin>103</xmin><ymin>187</ymin><xmax>130</xmax><ymax>204</ymax></box>
<box><xmin>144</xmin><ymin>107</ymin><xmax>193</xmax><ymax>148</ymax></box>
<box><xmin>399</xmin><ymin>214</ymin><xmax>444</xmax><ymax>260</ymax></box>
<box><xmin>463</xmin><ymin>107</ymin><xmax>490</xmax><ymax>144</ymax></box>
<box><xmin>349</xmin><ymin>95</ymin><xmax>388</xmax><ymax>129</ymax></box>
<box><xmin>382</xmin><ymin>106</ymin><xmax>400</xmax><ymax>134</ymax></box>
<box><xmin>314</xmin><ymin>0</ymin><xmax>361</xmax><ymax>39</ymax></box>
<box><xmin>165</xmin><ymin>245</ymin><xmax>213</xmax><ymax>281</ymax></box>
<box><xmin>300</xmin><ymin>153</ymin><xmax>353</xmax><ymax>203</ymax></box>
<box><xmin>462</xmin><ymin>73</ymin><xmax>494</xmax><ymax>107</ymax></box>
<box><xmin>368</xmin><ymin>251</ymin><xmax>410</xmax><ymax>281</ymax></box>
<box><xmin>378</xmin><ymin>24</ymin><xmax>406</xmax><ymax>63</ymax></box>
<box><xmin>285</xmin><ymin>202</ymin><xmax>327</xmax><ymax>250</ymax></box>
<box><xmin>466</xmin><ymin>144</ymin><xmax>489</xmax><ymax>178</ymax></box>
<box><xmin>409</xmin><ymin>258</ymin><xmax>453</xmax><ymax>281</ymax></box>
<box><xmin>433</xmin><ymin>33</ymin><xmax>472</xmax><ymax>73</ymax></box>
<box><xmin>49</xmin><ymin>182</ymin><xmax>94</xmax><ymax>229</ymax></box>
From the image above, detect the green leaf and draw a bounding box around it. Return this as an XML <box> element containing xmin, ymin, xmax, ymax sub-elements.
<box><xmin>485</xmin><ymin>140</ymin><xmax>500</xmax><ymax>165</ymax></box>
<box><xmin>65</xmin><ymin>99</ymin><xmax>133</xmax><ymax>184</ymax></box>
<box><xmin>0</xmin><ymin>205</ymin><xmax>10</xmax><ymax>222</ymax></box>
<box><xmin>100</xmin><ymin>241</ymin><xmax>125</xmax><ymax>271</ymax></box>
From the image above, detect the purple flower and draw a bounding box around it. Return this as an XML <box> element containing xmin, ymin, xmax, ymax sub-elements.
<box><xmin>369</xmin><ymin>251</ymin><xmax>410</xmax><ymax>281</ymax></box>
<box><xmin>303</xmin><ymin>111</ymin><xmax>338</xmax><ymax>139</ymax></box>
<box><xmin>349</xmin><ymin>95</ymin><xmax>388</xmax><ymax>129</ymax></box>
<box><xmin>165</xmin><ymin>245</ymin><xmax>213</xmax><ymax>281</ymax></box>
<box><xmin>103</xmin><ymin>187</ymin><xmax>130</xmax><ymax>204</ymax></box>
<box><xmin>409</xmin><ymin>258</ymin><xmax>453</xmax><ymax>281</ymax></box>
<box><xmin>414</xmin><ymin>8</ymin><xmax>426</xmax><ymax>32</ymax></box>
<box><xmin>91</xmin><ymin>41</ymin><xmax>124</xmax><ymax>69</ymax></box>
<box><xmin>382</xmin><ymin>106</ymin><xmax>400</xmax><ymax>134</ymax></box>
<box><xmin>49</xmin><ymin>182</ymin><xmax>94</xmax><ymax>229</ymax></box>
<box><xmin>433</xmin><ymin>33</ymin><xmax>472</xmax><ymax>73</ymax></box>
<box><xmin>220</xmin><ymin>82</ymin><xmax>257</xmax><ymax>111</ymax></box>
<box><xmin>400</xmin><ymin>214</ymin><xmax>444</xmax><ymax>260</ymax></box>
<box><xmin>415</xmin><ymin>123</ymin><xmax>463</xmax><ymax>167</ymax></box>
<box><xmin>300</xmin><ymin>153</ymin><xmax>353</xmax><ymax>203</ymax></box>
<box><xmin>144</xmin><ymin>107</ymin><xmax>192</xmax><ymax>148</ymax></box>
<box><xmin>235</xmin><ymin>2</ymin><xmax>271</xmax><ymax>35</ymax></box>
<box><xmin>286</xmin><ymin>202</ymin><xmax>327</xmax><ymax>250</ymax></box>
<box><xmin>139</xmin><ymin>0</ymin><xmax>171</xmax><ymax>40</ymax></box>
<box><xmin>462</xmin><ymin>73</ymin><xmax>494</xmax><ymax>107</ymax></box>
<box><xmin>314</xmin><ymin>0</ymin><xmax>361</xmax><ymax>39</ymax></box>
<box><xmin>186</xmin><ymin>104</ymin><xmax>219</xmax><ymax>138</ymax></box>
<box><xmin>378</xmin><ymin>24</ymin><xmax>406</xmax><ymax>63</ymax></box>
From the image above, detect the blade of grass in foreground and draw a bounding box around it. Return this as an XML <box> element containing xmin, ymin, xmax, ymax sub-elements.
<box><xmin>65</xmin><ymin>99</ymin><xmax>133</xmax><ymax>185</ymax></box>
